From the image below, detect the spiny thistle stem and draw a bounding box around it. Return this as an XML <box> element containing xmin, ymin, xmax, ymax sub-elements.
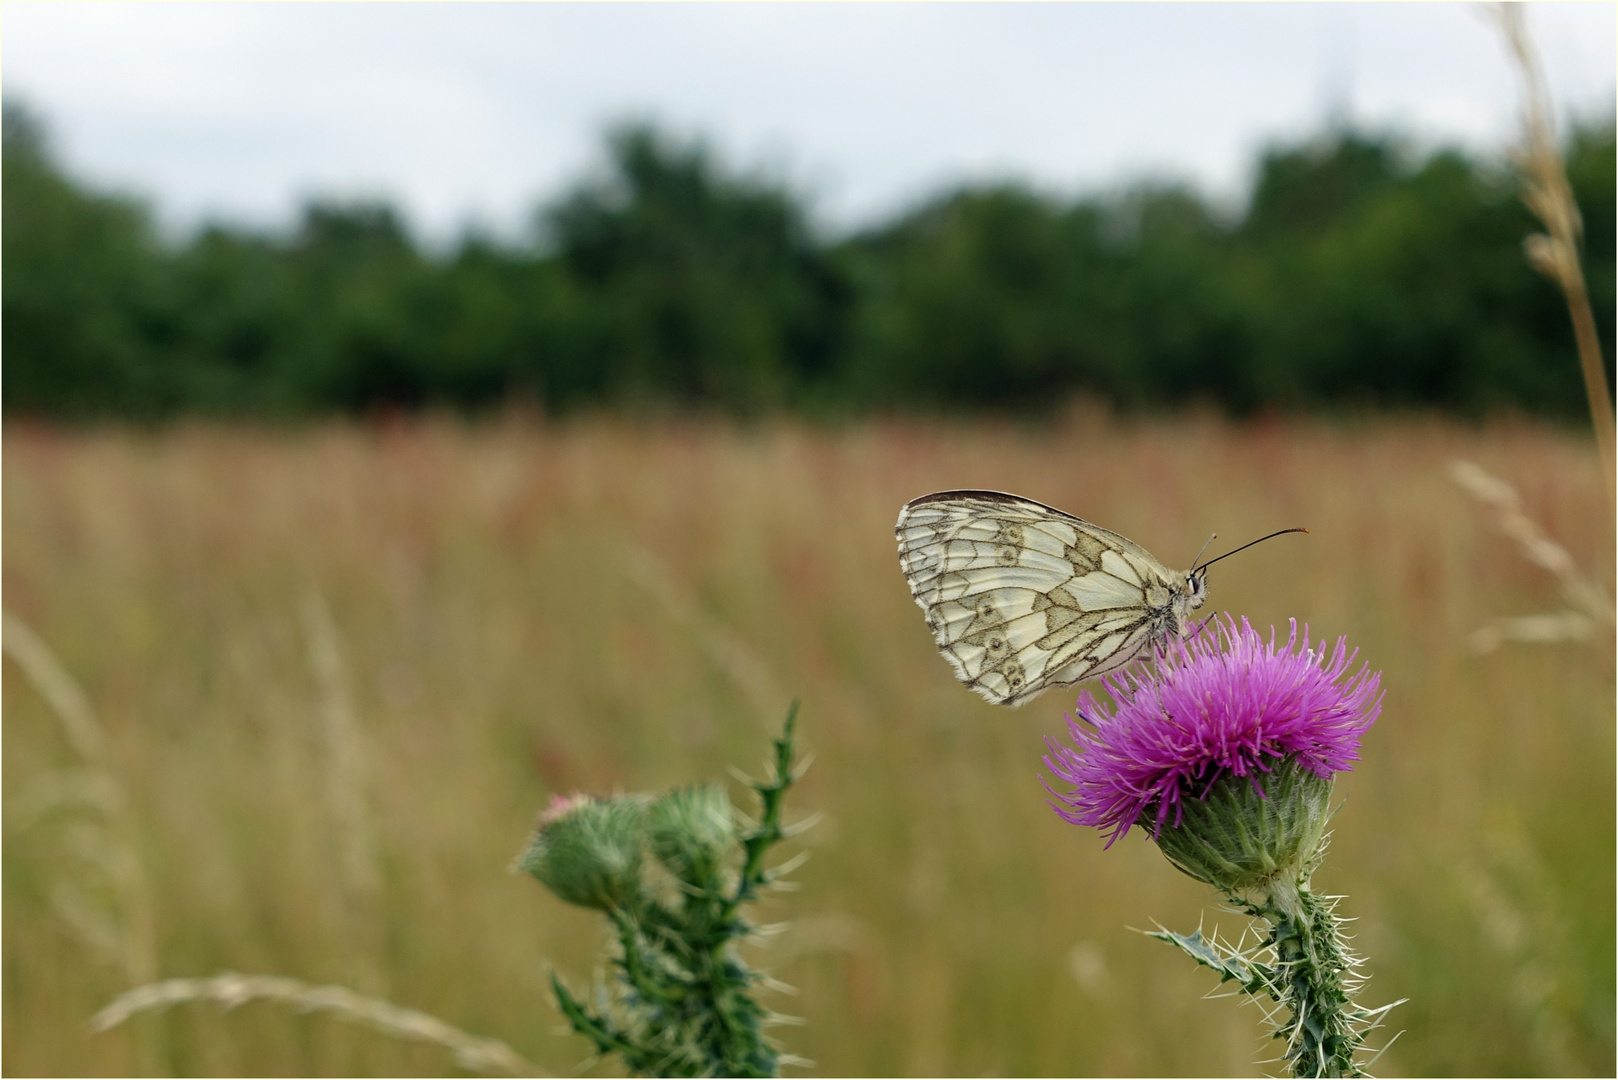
<box><xmin>1251</xmin><ymin>886</ymin><xmax>1365</xmax><ymax>1079</ymax></box>
<box><xmin>549</xmin><ymin>970</ymin><xmax>661</xmax><ymax>1075</ymax></box>
<box><xmin>1153</xmin><ymin>878</ymin><xmax>1396</xmax><ymax>1079</ymax></box>
<box><xmin>733</xmin><ymin>701</ymin><xmax>800</xmax><ymax>909</ymax></box>
<box><xmin>519</xmin><ymin>703</ymin><xmax>806</xmax><ymax>1077</ymax></box>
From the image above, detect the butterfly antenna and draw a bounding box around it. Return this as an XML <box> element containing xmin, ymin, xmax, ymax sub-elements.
<box><xmin>1187</xmin><ymin>533</ymin><xmax>1218</xmax><ymax>574</ymax></box>
<box><xmin>1194</xmin><ymin>528</ymin><xmax>1309</xmax><ymax>574</ymax></box>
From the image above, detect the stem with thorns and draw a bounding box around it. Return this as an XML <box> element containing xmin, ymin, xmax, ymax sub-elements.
<box><xmin>1248</xmin><ymin>886</ymin><xmax>1365</xmax><ymax>1079</ymax></box>
<box><xmin>1153</xmin><ymin>878</ymin><xmax>1400</xmax><ymax>1078</ymax></box>
<box><xmin>546</xmin><ymin>703</ymin><xmax>805</xmax><ymax>1077</ymax></box>
<box><xmin>731</xmin><ymin>702</ymin><xmax>800</xmax><ymax>911</ymax></box>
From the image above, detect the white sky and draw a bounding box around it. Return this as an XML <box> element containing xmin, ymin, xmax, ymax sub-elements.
<box><xmin>3</xmin><ymin>2</ymin><xmax>1614</xmax><ymax>244</ymax></box>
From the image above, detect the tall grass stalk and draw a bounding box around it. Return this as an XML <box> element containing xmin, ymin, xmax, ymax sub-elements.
<box><xmin>300</xmin><ymin>589</ymin><xmax>387</xmax><ymax>994</ymax></box>
<box><xmin>1449</xmin><ymin>459</ymin><xmax>1614</xmax><ymax>650</ymax></box>
<box><xmin>1491</xmin><ymin>2</ymin><xmax>1616</xmax><ymax>508</ymax></box>
<box><xmin>10</xmin><ymin>602</ymin><xmax>538</xmax><ymax>1076</ymax></box>
<box><xmin>3</xmin><ymin>615</ymin><xmax>159</xmax><ymax>981</ymax></box>
<box><xmin>92</xmin><ymin>972</ymin><xmax>542</xmax><ymax>1077</ymax></box>
<box><xmin>4</xmin><ymin>611</ymin><xmax>162</xmax><ymax>1071</ymax></box>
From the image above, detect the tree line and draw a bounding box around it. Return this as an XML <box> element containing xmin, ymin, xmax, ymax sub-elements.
<box><xmin>3</xmin><ymin>101</ymin><xmax>1612</xmax><ymax>420</ymax></box>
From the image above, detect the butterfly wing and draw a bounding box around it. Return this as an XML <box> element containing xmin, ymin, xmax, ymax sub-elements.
<box><xmin>895</xmin><ymin>490</ymin><xmax>1185</xmax><ymax>706</ymax></box>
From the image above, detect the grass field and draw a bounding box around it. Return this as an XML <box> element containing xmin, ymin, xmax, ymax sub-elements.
<box><xmin>3</xmin><ymin>413</ymin><xmax>1612</xmax><ymax>1077</ymax></box>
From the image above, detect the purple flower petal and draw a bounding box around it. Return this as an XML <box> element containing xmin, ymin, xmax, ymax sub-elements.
<box><xmin>1043</xmin><ymin>615</ymin><xmax>1382</xmax><ymax>845</ymax></box>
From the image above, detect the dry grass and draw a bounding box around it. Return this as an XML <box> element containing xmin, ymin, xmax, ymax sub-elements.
<box><xmin>1490</xmin><ymin>2</ymin><xmax>1616</xmax><ymax>506</ymax></box>
<box><xmin>3</xmin><ymin>412</ymin><xmax>1612</xmax><ymax>1077</ymax></box>
<box><xmin>90</xmin><ymin>973</ymin><xmax>540</xmax><ymax>1077</ymax></box>
<box><xmin>1449</xmin><ymin>459</ymin><xmax>1613</xmax><ymax>651</ymax></box>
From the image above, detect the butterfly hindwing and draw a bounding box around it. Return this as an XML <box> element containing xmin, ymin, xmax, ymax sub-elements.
<box><xmin>896</xmin><ymin>490</ymin><xmax>1189</xmax><ymax>706</ymax></box>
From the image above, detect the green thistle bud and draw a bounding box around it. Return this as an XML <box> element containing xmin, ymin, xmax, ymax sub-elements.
<box><xmin>646</xmin><ymin>783</ymin><xmax>736</xmax><ymax>892</ymax></box>
<box><xmin>516</xmin><ymin>793</ymin><xmax>647</xmax><ymax>911</ymax></box>
<box><xmin>1149</xmin><ymin>756</ymin><xmax>1333</xmax><ymax>900</ymax></box>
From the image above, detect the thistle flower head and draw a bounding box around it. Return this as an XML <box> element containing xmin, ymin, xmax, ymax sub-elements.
<box><xmin>1044</xmin><ymin>615</ymin><xmax>1381</xmax><ymax>853</ymax></box>
<box><xmin>515</xmin><ymin>792</ymin><xmax>648</xmax><ymax>911</ymax></box>
<box><xmin>647</xmin><ymin>783</ymin><xmax>736</xmax><ymax>892</ymax></box>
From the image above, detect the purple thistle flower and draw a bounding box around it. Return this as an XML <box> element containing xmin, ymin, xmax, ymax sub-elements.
<box><xmin>1044</xmin><ymin>615</ymin><xmax>1382</xmax><ymax>846</ymax></box>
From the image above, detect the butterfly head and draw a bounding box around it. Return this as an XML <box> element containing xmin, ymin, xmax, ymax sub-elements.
<box><xmin>1187</xmin><ymin>569</ymin><xmax>1209</xmax><ymax>609</ymax></box>
<box><xmin>1165</xmin><ymin>569</ymin><xmax>1208</xmax><ymax>636</ymax></box>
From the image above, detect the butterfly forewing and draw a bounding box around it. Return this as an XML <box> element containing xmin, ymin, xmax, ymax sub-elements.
<box><xmin>895</xmin><ymin>490</ymin><xmax>1191</xmax><ymax>706</ymax></box>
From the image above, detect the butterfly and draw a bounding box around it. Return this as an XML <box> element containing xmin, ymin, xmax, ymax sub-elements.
<box><xmin>894</xmin><ymin>489</ymin><xmax>1304</xmax><ymax>706</ymax></box>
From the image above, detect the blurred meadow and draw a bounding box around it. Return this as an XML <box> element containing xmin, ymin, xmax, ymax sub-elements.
<box><xmin>4</xmin><ymin>411</ymin><xmax>1612</xmax><ymax>1076</ymax></box>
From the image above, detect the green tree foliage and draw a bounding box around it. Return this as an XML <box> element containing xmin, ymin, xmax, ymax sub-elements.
<box><xmin>845</xmin><ymin>127</ymin><xmax>1615</xmax><ymax>416</ymax></box>
<box><xmin>1229</xmin><ymin>132</ymin><xmax>1601</xmax><ymax>413</ymax></box>
<box><xmin>3</xmin><ymin>102</ymin><xmax>1612</xmax><ymax>420</ymax></box>
<box><xmin>547</xmin><ymin>125</ymin><xmax>851</xmax><ymax>413</ymax></box>
<box><xmin>3</xmin><ymin>103</ymin><xmax>171</xmax><ymax>416</ymax></box>
<box><xmin>838</xmin><ymin>184</ymin><xmax>1243</xmax><ymax>411</ymax></box>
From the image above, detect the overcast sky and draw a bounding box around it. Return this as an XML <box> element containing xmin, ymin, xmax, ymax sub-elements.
<box><xmin>4</xmin><ymin>2</ymin><xmax>1613</xmax><ymax>244</ymax></box>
